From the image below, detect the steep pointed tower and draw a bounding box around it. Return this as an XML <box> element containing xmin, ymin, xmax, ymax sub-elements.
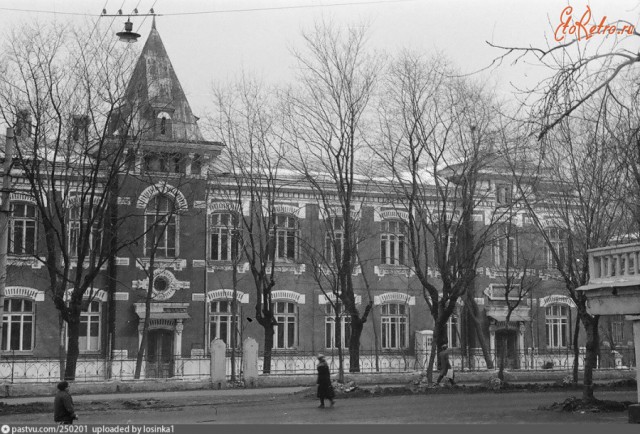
<box><xmin>112</xmin><ymin>20</ymin><xmax>223</xmax><ymax>377</ymax></box>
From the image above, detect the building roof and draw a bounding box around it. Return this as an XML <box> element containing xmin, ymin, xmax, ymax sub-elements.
<box><xmin>125</xmin><ymin>18</ymin><xmax>205</xmax><ymax>142</ymax></box>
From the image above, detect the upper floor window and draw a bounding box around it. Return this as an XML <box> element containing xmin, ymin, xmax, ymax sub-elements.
<box><xmin>143</xmin><ymin>152</ymin><xmax>182</xmax><ymax>174</ymax></box>
<box><xmin>145</xmin><ymin>194</ymin><xmax>177</xmax><ymax>258</ymax></box>
<box><xmin>325</xmin><ymin>303</ymin><xmax>351</xmax><ymax>350</ymax></box>
<box><xmin>209</xmin><ymin>300</ymin><xmax>240</xmax><ymax>348</ymax></box>
<box><xmin>69</xmin><ymin>205</ymin><xmax>102</xmax><ymax>258</ymax></box>
<box><xmin>210</xmin><ymin>212</ymin><xmax>239</xmax><ymax>261</ymax></box>
<box><xmin>496</xmin><ymin>184</ymin><xmax>512</xmax><ymax>205</ymax></box>
<box><xmin>544</xmin><ymin>227</ymin><xmax>566</xmax><ymax>269</ymax></box>
<box><xmin>325</xmin><ymin>217</ymin><xmax>345</xmax><ymax>264</ymax></box>
<box><xmin>79</xmin><ymin>301</ymin><xmax>101</xmax><ymax>352</ymax></box>
<box><xmin>381</xmin><ymin>303</ymin><xmax>408</xmax><ymax>349</ymax></box>
<box><xmin>274</xmin><ymin>301</ymin><xmax>297</xmax><ymax>349</ymax></box>
<box><xmin>493</xmin><ymin>226</ymin><xmax>517</xmax><ymax>267</ymax></box>
<box><xmin>380</xmin><ymin>220</ymin><xmax>406</xmax><ymax>266</ymax></box>
<box><xmin>270</xmin><ymin>215</ymin><xmax>298</xmax><ymax>261</ymax></box>
<box><xmin>545</xmin><ymin>304</ymin><xmax>569</xmax><ymax>348</ymax></box>
<box><xmin>1</xmin><ymin>298</ymin><xmax>33</xmax><ymax>351</ymax></box>
<box><xmin>9</xmin><ymin>203</ymin><xmax>37</xmax><ymax>255</ymax></box>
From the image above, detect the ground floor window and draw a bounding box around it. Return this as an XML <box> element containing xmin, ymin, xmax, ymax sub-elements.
<box><xmin>210</xmin><ymin>300</ymin><xmax>240</xmax><ymax>348</ymax></box>
<box><xmin>381</xmin><ymin>303</ymin><xmax>408</xmax><ymax>349</ymax></box>
<box><xmin>325</xmin><ymin>304</ymin><xmax>351</xmax><ymax>349</ymax></box>
<box><xmin>274</xmin><ymin>301</ymin><xmax>297</xmax><ymax>349</ymax></box>
<box><xmin>79</xmin><ymin>301</ymin><xmax>101</xmax><ymax>352</ymax></box>
<box><xmin>1</xmin><ymin>298</ymin><xmax>34</xmax><ymax>351</ymax></box>
<box><xmin>447</xmin><ymin>315</ymin><xmax>459</xmax><ymax>348</ymax></box>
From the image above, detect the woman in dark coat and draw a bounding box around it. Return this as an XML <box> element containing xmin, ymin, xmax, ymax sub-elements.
<box><xmin>316</xmin><ymin>354</ymin><xmax>335</xmax><ymax>408</ymax></box>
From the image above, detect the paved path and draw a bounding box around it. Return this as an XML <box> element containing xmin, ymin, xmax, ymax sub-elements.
<box><xmin>1</xmin><ymin>389</ymin><xmax>636</xmax><ymax>424</ymax></box>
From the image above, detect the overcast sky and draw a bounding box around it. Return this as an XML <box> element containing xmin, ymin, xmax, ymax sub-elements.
<box><xmin>1</xmin><ymin>0</ymin><xmax>639</xmax><ymax>128</ymax></box>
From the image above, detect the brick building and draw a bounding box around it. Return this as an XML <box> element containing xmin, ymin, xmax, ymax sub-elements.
<box><xmin>0</xmin><ymin>24</ymin><xmax>634</xmax><ymax>380</ymax></box>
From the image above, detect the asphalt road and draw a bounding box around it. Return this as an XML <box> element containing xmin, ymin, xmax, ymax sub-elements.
<box><xmin>1</xmin><ymin>389</ymin><xmax>637</xmax><ymax>424</ymax></box>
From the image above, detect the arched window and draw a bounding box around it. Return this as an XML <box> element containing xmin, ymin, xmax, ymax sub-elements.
<box><xmin>1</xmin><ymin>298</ymin><xmax>34</xmax><ymax>351</ymax></box>
<box><xmin>545</xmin><ymin>304</ymin><xmax>569</xmax><ymax>348</ymax></box>
<box><xmin>145</xmin><ymin>194</ymin><xmax>177</xmax><ymax>258</ymax></box>
<box><xmin>209</xmin><ymin>300</ymin><xmax>240</xmax><ymax>348</ymax></box>
<box><xmin>210</xmin><ymin>212</ymin><xmax>239</xmax><ymax>261</ymax></box>
<box><xmin>381</xmin><ymin>303</ymin><xmax>408</xmax><ymax>349</ymax></box>
<box><xmin>274</xmin><ymin>301</ymin><xmax>297</xmax><ymax>349</ymax></box>
<box><xmin>9</xmin><ymin>203</ymin><xmax>37</xmax><ymax>255</ymax></box>
<box><xmin>156</xmin><ymin>112</ymin><xmax>172</xmax><ymax>138</ymax></box>
<box><xmin>271</xmin><ymin>214</ymin><xmax>298</xmax><ymax>261</ymax></box>
<box><xmin>325</xmin><ymin>303</ymin><xmax>351</xmax><ymax>349</ymax></box>
<box><xmin>380</xmin><ymin>220</ymin><xmax>406</xmax><ymax>265</ymax></box>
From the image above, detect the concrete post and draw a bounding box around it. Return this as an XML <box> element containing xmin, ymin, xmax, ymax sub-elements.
<box><xmin>210</xmin><ymin>338</ymin><xmax>226</xmax><ymax>389</ymax></box>
<box><xmin>242</xmin><ymin>337</ymin><xmax>258</xmax><ymax>387</ymax></box>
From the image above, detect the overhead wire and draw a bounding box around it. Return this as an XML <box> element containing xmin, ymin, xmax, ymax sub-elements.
<box><xmin>1</xmin><ymin>0</ymin><xmax>416</xmax><ymax>17</ymax></box>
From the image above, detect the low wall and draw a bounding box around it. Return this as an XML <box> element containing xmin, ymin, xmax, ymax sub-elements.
<box><xmin>1</xmin><ymin>369</ymin><xmax>635</xmax><ymax>399</ymax></box>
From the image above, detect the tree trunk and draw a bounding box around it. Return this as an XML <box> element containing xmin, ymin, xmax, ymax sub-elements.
<box><xmin>262</xmin><ymin>322</ymin><xmax>274</xmax><ymax>374</ymax></box>
<box><xmin>64</xmin><ymin>315</ymin><xmax>80</xmax><ymax>380</ymax></box>
<box><xmin>465</xmin><ymin>296</ymin><xmax>494</xmax><ymax>369</ymax></box>
<box><xmin>426</xmin><ymin>331</ymin><xmax>438</xmax><ymax>384</ymax></box>
<box><xmin>349</xmin><ymin>317</ymin><xmax>364</xmax><ymax>372</ymax></box>
<box><xmin>58</xmin><ymin>314</ymin><xmax>66</xmax><ymax>381</ymax></box>
<box><xmin>580</xmin><ymin>312</ymin><xmax>600</xmax><ymax>402</ymax></box>
<box><xmin>572</xmin><ymin>312</ymin><xmax>580</xmax><ymax>384</ymax></box>
<box><xmin>134</xmin><ymin>266</ymin><xmax>155</xmax><ymax>379</ymax></box>
<box><xmin>335</xmin><ymin>310</ymin><xmax>344</xmax><ymax>382</ymax></box>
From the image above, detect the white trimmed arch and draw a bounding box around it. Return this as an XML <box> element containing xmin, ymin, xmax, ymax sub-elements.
<box><xmin>272</xmin><ymin>290</ymin><xmax>305</xmax><ymax>304</ymax></box>
<box><xmin>539</xmin><ymin>294</ymin><xmax>576</xmax><ymax>308</ymax></box>
<box><xmin>136</xmin><ymin>182</ymin><xmax>188</xmax><ymax>211</ymax></box>
<box><xmin>5</xmin><ymin>286</ymin><xmax>45</xmax><ymax>301</ymax></box>
<box><xmin>207</xmin><ymin>289</ymin><xmax>249</xmax><ymax>304</ymax></box>
<box><xmin>374</xmin><ymin>292</ymin><xmax>415</xmax><ymax>306</ymax></box>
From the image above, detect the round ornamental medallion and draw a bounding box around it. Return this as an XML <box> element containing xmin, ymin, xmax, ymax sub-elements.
<box><xmin>151</xmin><ymin>270</ymin><xmax>177</xmax><ymax>301</ymax></box>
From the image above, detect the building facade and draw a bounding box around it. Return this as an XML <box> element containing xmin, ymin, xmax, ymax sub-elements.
<box><xmin>0</xmin><ymin>24</ymin><xmax>634</xmax><ymax>381</ymax></box>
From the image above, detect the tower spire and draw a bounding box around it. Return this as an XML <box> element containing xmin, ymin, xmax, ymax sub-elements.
<box><xmin>152</xmin><ymin>15</ymin><xmax>156</xmax><ymax>30</ymax></box>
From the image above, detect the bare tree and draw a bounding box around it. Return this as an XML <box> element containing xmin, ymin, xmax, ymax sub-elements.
<box><xmin>282</xmin><ymin>20</ymin><xmax>381</xmax><ymax>372</ymax></box>
<box><xmin>376</xmin><ymin>52</ymin><xmax>518</xmax><ymax>381</ymax></box>
<box><xmin>507</xmin><ymin>105</ymin><xmax>632</xmax><ymax>401</ymax></box>
<box><xmin>210</xmin><ymin>76</ymin><xmax>289</xmax><ymax>374</ymax></box>
<box><xmin>0</xmin><ymin>22</ymin><xmax>142</xmax><ymax>379</ymax></box>
<box><xmin>494</xmin><ymin>219</ymin><xmax>540</xmax><ymax>382</ymax></box>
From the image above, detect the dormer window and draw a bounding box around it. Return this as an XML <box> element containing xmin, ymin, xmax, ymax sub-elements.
<box><xmin>156</xmin><ymin>112</ymin><xmax>172</xmax><ymax>138</ymax></box>
<box><xmin>15</xmin><ymin>110</ymin><xmax>32</xmax><ymax>138</ymax></box>
<box><xmin>72</xmin><ymin>115</ymin><xmax>89</xmax><ymax>142</ymax></box>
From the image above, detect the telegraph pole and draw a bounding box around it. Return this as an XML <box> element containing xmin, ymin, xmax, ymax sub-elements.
<box><xmin>0</xmin><ymin>128</ymin><xmax>15</xmax><ymax>353</ymax></box>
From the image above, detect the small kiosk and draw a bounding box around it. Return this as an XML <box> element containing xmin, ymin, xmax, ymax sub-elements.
<box><xmin>577</xmin><ymin>243</ymin><xmax>640</xmax><ymax>423</ymax></box>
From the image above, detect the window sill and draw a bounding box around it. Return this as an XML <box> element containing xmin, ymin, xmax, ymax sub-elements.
<box><xmin>265</xmin><ymin>263</ymin><xmax>306</xmax><ymax>275</ymax></box>
<box><xmin>136</xmin><ymin>257</ymin><xmax>187</xmax><ymax>271</ymax></box>
<box><xmin>374</xmin><ymin>264</ymin><xmax>413</xmax><ymax>277</ymax></box>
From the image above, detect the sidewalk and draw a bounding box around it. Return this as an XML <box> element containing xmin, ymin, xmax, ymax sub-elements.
<box><xmin>0</xmin><ymin>386</ymin><xmax>308</xmax><ymax>405</ymax></box>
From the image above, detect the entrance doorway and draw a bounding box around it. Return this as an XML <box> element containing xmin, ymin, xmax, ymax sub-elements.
<box><xmin>495</xmin><ymin>329</ymin><xmax>519</xmax><ymax>369</ymax></box>
<box><xmin>146</xmin><ymin>329</ymin><xmax>174</xmax><ymax>378</ymax></box>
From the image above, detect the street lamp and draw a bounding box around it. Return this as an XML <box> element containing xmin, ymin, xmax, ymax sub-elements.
<box><xmin>116</xmin><ymin>19</ymin><xmax>141</xmax><ymax>43</ymax></box>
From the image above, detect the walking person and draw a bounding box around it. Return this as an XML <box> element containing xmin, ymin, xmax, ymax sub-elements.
<box><xmin>316</xmin><ymin>354</ymin><xmax>335</xmax><ymax>408</ymax></box>
<box><xmin>436</xmin><ymin>344</ymin><xmax>455</xmax><ymax>386</ymax></box>
<box><xmin>54</xmin><ymin>381</ymin><xmax>78</xmax><ymax>424</ymax></box>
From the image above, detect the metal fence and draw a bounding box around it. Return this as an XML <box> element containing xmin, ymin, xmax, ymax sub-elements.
<box><xmin>0</xmin><ymin>347</ymin><xmax>635</xmax><ymax>383</ymax></box>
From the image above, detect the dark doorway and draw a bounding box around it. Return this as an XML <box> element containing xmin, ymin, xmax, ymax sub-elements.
<box><xmin>146</xmin><ymin>329</ymin><xmax>174</xmax><ymax>378</ymax></box>
<box><xmin>495</xmin><ymin>329</ymin><xmax>519</xmax><ymax>369</ymax></box>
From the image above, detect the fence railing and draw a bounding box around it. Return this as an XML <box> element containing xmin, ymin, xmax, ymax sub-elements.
<box><xmin>0</xmin><ymin>347</ymin><xmax>635</xmax><ymax>383</ymax></box>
